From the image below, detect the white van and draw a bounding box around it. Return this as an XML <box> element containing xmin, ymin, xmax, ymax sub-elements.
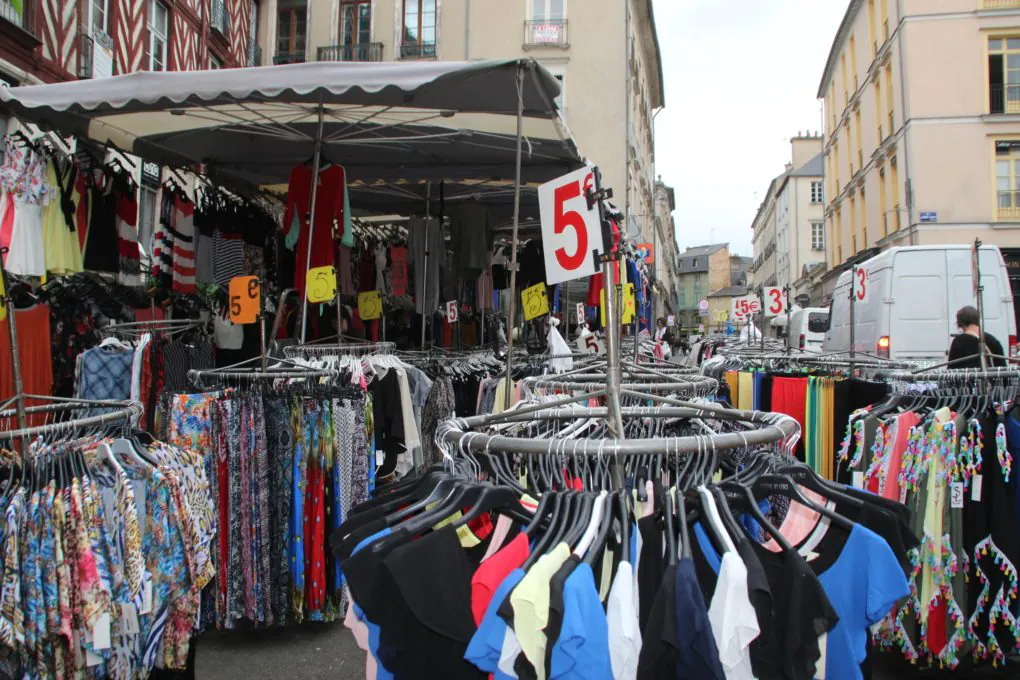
<box><xmin>787</xmin><ymin>307</ymin><xmax>829</xmax><ymax>352</ymax></box>
<box><xmin>823</xmin><ymin>245</ymin><xmax>1017</xmax><ymax>362</ymax></box>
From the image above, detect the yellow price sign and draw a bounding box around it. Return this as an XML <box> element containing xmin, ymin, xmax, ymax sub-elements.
<box><xmin>521</xmin><ymin>283</ymin><xmax>550</xmax><ymax>321</ymax></box>
<box><xmin>228</xmin><ymin>275</ymin><xmax>260</xmax><ymax>325</ymax></box>
<box><xmin>306</xmin><ymin>266</ymin><xmax>337</xmax><ymax>303</ymax></box>
<box><xmin>0</xmin><ymin>274</ymin><xmax>6</xmax><ymax>322</ymax></box>
<box><xmin>358</xmin><ymin>290</ymin><xmax>383</xmax><ymax>321</ymax></box>
<box><xmin>599</xmin><ymin>283</ymin><xmax>636</xmax><ymax>326</ymax></box>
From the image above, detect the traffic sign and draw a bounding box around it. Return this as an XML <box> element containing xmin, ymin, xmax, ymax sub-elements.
<box><xmin>730</xmin><ymin>294</ymin><xmax>760</xmax><ymax>321</ymax></box>
<box><xmin>358</xmin><ymin>291</ymin><xmax>382</xmax><ymax>321</ymax></box>
<box><xmin>667</xmin><ymin>315</ymin><xmax>675</xmax><ymax>327</ymax></box>
<box><xmin>763</xmin><ymin>287</ymin><xmax>786</xmax><ymax>316</ymax></box>
<box><xmin>538</xmin><ymin>166</ymin><xmax>606</xmax><ymax>285</ymax></box>
<box><xmin>698</xmin><ymin>299</ymin><xmax>709</xmax><ymax>312</ymax></box>
<box><xmin>228</xmin><ymin>275</ymin><xmax>260</xmax><ymax>324</ymax></box>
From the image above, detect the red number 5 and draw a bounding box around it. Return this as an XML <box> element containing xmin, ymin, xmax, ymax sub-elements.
<box><xmin>554</xmin><ymin>182</ymin><xmax>588</xmax><ymax>271</ymax></box>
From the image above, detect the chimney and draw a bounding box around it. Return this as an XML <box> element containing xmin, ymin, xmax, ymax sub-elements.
<box><xmin>790</xmin><ymin>131</ymin><xmax>823</xmax><ymax>171</ymax></box>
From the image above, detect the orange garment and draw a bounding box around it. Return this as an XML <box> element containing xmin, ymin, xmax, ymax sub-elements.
<box><xmin>0</xmin><ymin>304</ymin><xmax>53</xmax><ymax>427</ymax></box>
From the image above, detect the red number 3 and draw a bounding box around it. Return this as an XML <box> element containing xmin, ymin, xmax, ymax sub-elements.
<box><xmin>856</xmin><ymin>269</ymin><xmax>867</xmax><ymax>301</ymax></box>
<box><xmin>768</xmin><ymin>288</ymin><xmax>783</xmax><ymax>314</ymax></box>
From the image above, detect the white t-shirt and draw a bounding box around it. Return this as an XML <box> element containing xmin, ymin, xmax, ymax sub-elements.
<box><xmin>709</xmin><ymin>551</ymin><xmax>761</xmax><ymax>680</ymax></box>
<box><xmin>607</xmin><ymin>560</ymin><xmax>641</xmax><ymax>680</ymax></box>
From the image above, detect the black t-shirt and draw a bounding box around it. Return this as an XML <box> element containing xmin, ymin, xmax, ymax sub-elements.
<box><xmin>637</xmin><ymin>514</ymin><xmax>665</xmax><ymax>631</ymax></box>
<box><xmin>948</xmin><ymin>332</ymin><xmax>1006</xmax><ymax>368</ymax></box>
<box><xmin>636</xmin><ymin>563</ymin><xmax>680</xmax><ymax>680</ymax></box>
<box><xmin>369</xmin><ymin>370</ymin><xmax>405</xmax><ymax>477</ymax></box>
<box><xmin>370</xmin><ymin>526</ymin><xmax>486</xmax><ymax>680</ymax></box>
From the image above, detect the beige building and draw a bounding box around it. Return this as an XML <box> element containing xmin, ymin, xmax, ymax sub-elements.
<box><xmin>260</xmin><ymin>0</ymin><xmax>664</xmax><ymax>242</ymax></box>
<box><xmin>818</xmin><ymin>0</ymin><xmax>1020</xmax><ymax>302</ymax></box>
<box><xmin>750</xmin><ymin>135</ymin><xmax>826</xmax><ymax>296</ymax></box>
<box><xmin>652</xmin><ymin>178</ymin><xmax>681</xmax><ymax>317</ymax></box>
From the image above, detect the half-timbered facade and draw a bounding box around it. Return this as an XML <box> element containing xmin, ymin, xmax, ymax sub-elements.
<box><xmin>0</xmin><ymin>0</ymin><xmax>261</xmax><ymax>85</ymax></box>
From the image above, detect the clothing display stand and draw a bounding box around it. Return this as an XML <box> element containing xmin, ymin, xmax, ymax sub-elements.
<box><xmin>284</xmin><ymin>339</ymin><xmax>396</xmax><ymax>359</ymax></box>
<box><xmin>187</xmin><ymin>355</ymin><xmax>332</xmax><ymax>388</ymax></box>
<box><xmin>100</xmin><ymin>318</ymin><xmax>205</xmax><ymax>339</ymax></box>
<box><xmin>501</xmin><ymin>64</ymin><xmax>527</xmax><ymax>403</ymax></box>
<box><xmin>0</xmin><ymin>250</ymin><xmax>29</xmax><ymax>452</ymax></box>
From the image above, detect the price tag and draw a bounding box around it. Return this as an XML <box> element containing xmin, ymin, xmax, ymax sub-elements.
<box><xmin>730</xmin><ymin>294</ymin><xmax>761</xmax><ymax>322</ymax></box>
<box><xmin>575</xmin><ymin>302</ymin><xmax>586</xmax><ymax>326</ymax></box>
<box><xmin>950</xmin><ymin>482</ymin><xmax>965</xmax><ymax>509</ymax></box>
<box><xmin>852</xmin><ymin>471</ymin><xmax>864</xmax><ymax>489</ymax></box>
<box><xmin>972</xmin><ymin>474</ymin><xmax>983</xmax><ymax>501</ymax></box>
<box><xmin>445</xmin><ymin>300</ymin><xmax>459</xmax><ymax>323</ymax></box>
<box><xmin>576</xmin><ymin>332</ymin><xmax>606</xmax><ymax>356</ymax></box>
<box><xmin>853</xmin><ymin>267</ymin><xmax>870</xmax><ymax>303</ymax></box>
<box><xmin>228</xmin><ymin>275</ymin><xmax>260</xmax><ymax>325</ymax></box>
<box><xmin>0</xmin><ymin>273</ymin><xmax>6</xmax><ymax>322</ymax></box>
<box><xmin>763</xmin><ymin>287</ymin><xmax>786</xmax><ymax>316</ymax></box>
<box><xmin>538</xmin><ymin>166</ymin><xmax>606</xmax><ymax>285</ymax></box>
<box><xmin>522</xmin><ymin>283</ymin><xmax>550</xmax><ymax>321</ymax></box>
<box><xmin>358</xmin><ymin>291</ymin><xmax>382</xmax><ymax>321</ymax></box>
<box><xmin>307</xmin><ymin>266</ymin><xmax>337</xmax><ymax>303</ymax></box>
<box><xmin>598</xmin><ymin>284</ymin><xmax>636</xmax><ymax>326</ymax></box>
<box><xmin>899</xmin><ymin>484</ymin><xmax>908</xmax><ymax>504</ymax></box>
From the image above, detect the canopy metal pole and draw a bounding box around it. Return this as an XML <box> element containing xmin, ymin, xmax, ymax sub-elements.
<box><xmin>420</xmin><ymin>182</ymin><xmax>432</xmax><ymax>351</ymax></box>
<box><xmin>0</xmin><ymin>251</ymin><xmax>28</xmax><ymax>458</ymax></box>
<box><xmin>849</xmin><ymin>263</ymin><xmax>857</xmax><ymax>373</ymax></box>
<box><xmin>975</xmin><ymin>238</ymin><xmax>988</xmax><ymax>371</ymax></box>
<box><xmin>604</xmin><ymin>257</ymin><xmax>625</xmax><ymax>443</ymax></box>
<box><xmin>502</xmin><ymin>64</ymin><xmax>526</xmax><ymax>406</ymax></box>
<box><xmin>299</xmin><ymin>101</ymin><xmax>327</xmax><ymax>344</ymax></box>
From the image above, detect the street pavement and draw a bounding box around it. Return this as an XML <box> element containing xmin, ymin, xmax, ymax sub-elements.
<box><xmin>197</xmin><ymin>625</ymin><xmax>363</xmax><ymax>679</ymax></box>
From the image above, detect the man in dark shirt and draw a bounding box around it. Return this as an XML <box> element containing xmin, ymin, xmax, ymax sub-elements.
<box><xmin>948</xmin><ymin>305</ymin><xmax>1006</xmax><ymax>368</ymax></box>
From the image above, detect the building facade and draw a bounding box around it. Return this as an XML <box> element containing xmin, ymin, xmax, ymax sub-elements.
<box><xmin>675</xmin><ymin>243</ymin><xmax>731</xmax><ymax>332</ymax></box>
<box><xmin>0</xmin><ymin>0</ymin><xmax>260</xmax><ymax>86</ymax></box>
<box><xmin>652</xmin><ymin>177</ymin><xmax>681</xmax><ymax>318</ymax></box>
<box><xmin>818</xmin><ymin>0</ymin><xmax>1020</xmax><ymax>304</ymax></box>
<box><xmin>749</xmin><ymin>135</ymin><xmax>826</xmax><ymax>296</ymax></box>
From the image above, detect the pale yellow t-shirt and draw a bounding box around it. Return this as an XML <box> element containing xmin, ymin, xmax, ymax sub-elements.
<box><xmin>510</xmin><ymin>542</ymin><xmax>572</xmax><ymax>680</ymax></box>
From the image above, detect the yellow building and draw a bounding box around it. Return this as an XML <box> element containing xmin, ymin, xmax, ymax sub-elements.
<box><xmin>818</xmin><ymin>0</ymin><xmax>1020</xmax><ymax>301</ymax></box>
<box><xmin>259</xmin><ymin>0</ymin><xmax>664</xmax><ymax>245</ymax></box>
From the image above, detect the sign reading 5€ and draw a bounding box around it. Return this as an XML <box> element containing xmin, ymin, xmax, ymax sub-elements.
<box><xmin>538</xmin><ymin>166</ymin><xmax>606</xmax><ymax>286</ymax></box>
<box><xmin>522</xmin><ymin>283</ymin><xmax>550</xmax><ymax>321</ymax></box>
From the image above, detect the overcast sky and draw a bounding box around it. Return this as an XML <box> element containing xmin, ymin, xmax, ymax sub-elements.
<box><xmin>652</xmin><ymin>0</ymin><xmax>848</xmax><ymax>258</ymax></box>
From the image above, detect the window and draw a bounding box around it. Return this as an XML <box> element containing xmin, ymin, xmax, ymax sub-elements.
<box><xmin>884</xmin><ymin>64</ymin><xmax>894</xmax><ymax>134</ymax></box>
<box><xmin>860</xmin><ymin>188</ymin><xmax>868</xmax><ymax>247</ymax></box>
<box><xmin>878</xmin><ymin>164</ymin><xmax>888</xmax><ymax>236</ymax></box>
<box><xmin>530</xmin><ymin>0</ymin><xmax>564</xmax><ymax>21</ymax></box>
<box><xmin>989</xmin><ymin>38</ymin><xmax>1020</xmax><ymax>115</ymax></box>
<box><xmin>811</xmin><ymin>222</ymin><xmax>824</xmax><ymax>250</ymax></box>
<box><xmin>810</xmin><ymin>181</ymin><xmax>824</xmax><ymax>204</ymax></box>
<box><xmin>148</xmin><ymin>0</ymin><xmax>168</xmax><ymax>71</ymax></box>
<box><xmin>401</xmin><ymin>0</ymin><xmax>436</xmax><ymax>58</ymax></box>
<box><xmin>276</xmin><ymin>1</ymin><xmax>306</xmax><ymax>61</ymax></box>
<box><xmin>997</xmin><ymin>142</ymin><xmax>1020</xmax><ymax>220</ymax></box>
<box><xmin>874</xmin><ymin>79</ymin><xmax>883</xmax><ymax>141</ymax></box>
<box><xmin>248</xmin><ymin>0</ymin><xmax>259</xmax><ymax>65</ymax></box>
<box><xmin>90</xmin><ymin>0</ymin><xmax>108</xmax><ymax>36</ymax></box>
<box><xmin>868</xmin><ymin>0</ymin><xmax>876</xmax><ymax>55</ymax></box>
<box><xmin>691</xmin><ymin>258</ymin><xmax>698</xmax><ymax>268</ymax></box>
<box><xmin>890</xmin><ymin>157</ymin><xmax>901</xmax><ymax>230</ymax></box>
<box><xmin>341</xmin><ymin>1</ymin><xmax>371</xmax><ymax>46</ymax></box>
<box><xmin>209</xmin><ymin>54</ymin><xmax>222</xmax><ymax>68</ymax></box>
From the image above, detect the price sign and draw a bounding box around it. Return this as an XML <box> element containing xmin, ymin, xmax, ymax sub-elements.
<box><xmin>358</xmin><ymin>291</ymin><xmax>382</xmax><ymax>321</ymax></box>
<box><xmin>599</xmin><ymin>284</ymin><xmax>636</xmax><ymax>326</ymax></box>
<box><xmin>522</xmin><ymin>283</ymin><xmax>550</xmax><ymax>321</ymax></box>
<box><xmin>228</xmin><ymin>275</ymin><xmax>260</xmax><ymax>325</ymax></box>
<box><xmin>730</xmin><ymin>294</ymin><xmax>760</xmax><ymax>322</ymax></box>
<box><xmin>445</xmin><ymin>300</ymin><xmax>459</xmax><ymax>323</ymax></box>
<box><xmin>763</xmin><ymin>287</ymin><xmax>786</xmax><ymax>316</ymax></box>
<box><xmin>575</xmin><ymin>302</ymin><xmax>586</xmax><ymax>326</ymax></box>
<box><xmin>576</xmin><ymin>332</ymin><xmax>606</xmax><ymax>356</ymax></box>
<box><xmin>698</xmin><ymin>324</ymin><xmax>705</xmax><ymax>334</ymax></box>
<box><xmin>538</xmin><ymin>166</ymin><xmax>606</xmax><ymax>285</ymax></box>
<box><xmin>0</xmin><ymin>273</ymin><xmax>6</xmax><ymax>322</ymax></box>
<box><xmin>667</xmin><ymin>315</ymin><xmax>676</xmax><ymax>327</ymax></box>
<box><xmin>306</xmin><ymin>266</ymin><xmax>337</xmax><ymax>303</ymax></box>
<box><xmin>852</xmin><ymin>267</ymin><xmax>870</xmax><ymax>303</ymax></box>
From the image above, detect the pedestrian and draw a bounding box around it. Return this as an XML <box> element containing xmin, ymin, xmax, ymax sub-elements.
<box><xmin>948</xmin><ymin>305</ymin><xmax>1005</xmax><ymax>368</ymax></box>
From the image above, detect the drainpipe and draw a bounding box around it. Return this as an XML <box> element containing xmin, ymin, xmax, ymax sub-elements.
<box><xmin>464</xmin><ymin>0</ymin><xmax>470</xmax><ymax>60</ymax></box>
<box><xmin>895</xmin><ymin>0</ymin><xmax>915</xmax><ymax>244</ymax></box>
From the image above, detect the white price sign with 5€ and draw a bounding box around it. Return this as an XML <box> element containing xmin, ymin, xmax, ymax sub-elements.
<box><xmin>538</xmin><ymin>166</ymin><xmax>606</xmax><ymax>285</ymax></box>
<box><xmin>731</xmin><ymin>294</ymin><xmax>761</xmax><ymax>321</ymax></box>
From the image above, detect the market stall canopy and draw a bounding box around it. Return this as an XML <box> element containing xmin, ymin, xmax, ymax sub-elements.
<box><xmin>0</xmin><ymin>58</ymin><xmax>583</xmax><ymax>190</ymax></box>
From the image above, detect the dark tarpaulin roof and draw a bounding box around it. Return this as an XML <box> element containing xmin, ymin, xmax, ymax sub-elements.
<box><xmin>0</xmin><ymin>58</ymin><xmax>582</xmax><ymax>192</ymax></box>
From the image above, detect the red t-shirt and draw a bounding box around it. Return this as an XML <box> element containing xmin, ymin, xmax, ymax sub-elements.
<box><xmin>470</xmin><ymin>533</ymin><xmax>530</xmax><ymax>625</ymax></box>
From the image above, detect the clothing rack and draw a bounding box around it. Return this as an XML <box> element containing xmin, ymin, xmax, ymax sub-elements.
<box><xmin>187</xmin><ymin>354</ymin><xmax>333</xmax><ymax>387</ymax></box>
<box><xmin>100</xmin><ymin>318</ymin><xmax>205</xmax><ymax>339</ymax></box>
<box><xmin>284</xmin><ymin>339</ymin><xmax>396</xmax><ymax>358</ymax></box>
<box><xmin>0</xmin><ymin>396</ymin><xmax>144</xmax><ymax>448</ymax></box>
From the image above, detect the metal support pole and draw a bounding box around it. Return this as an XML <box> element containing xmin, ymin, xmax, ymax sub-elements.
<box><xmin>849</xmin><ymin>264</ymin><xmax>857</xmax><ymax>373</ymax></box>
<box><xmin>603</xmin><ymin>256</ymin><xmax>626</xmax><ymax>442</ymax></box>
<box><xmin>0</xmin><ymin>252</ymin><xmax>28</xmax><ymax>457</ymax></box>
<box><xmin>633</xmin><ymin>272</ymin><xmax>639</xmax><ymax>363</ymax></box>
<box><xmin>502</xmin><ymin>64</ymin><xmax>526</xmax><ymax>406</ymax></box>
<box><xmin>299</xmin><ymin>101</ymin><xmax>327</xmax><ymax>344</ymax></box>
<box><xmin>335</xmin><ymin>239</ymin><xmax>344</xmax><ymax>348</ymax></box>
<box><xmin>975</xmin><ymin>238</ymin><xmax>988</xmax><ymax>371</ymax></box>
<box><xmin>784</xmin><ymin>284</ymin><xmax>792</xmax><ymax>356</ymax></box>
<box><xmin>759</xmin><ymin>286</ymin><xmax>765</xmax><ymax>352</ymax></box>
<box><xmin>420</xmin><ymin>183</ymin><xmax>432</xmax><ymax>351</ymax></box>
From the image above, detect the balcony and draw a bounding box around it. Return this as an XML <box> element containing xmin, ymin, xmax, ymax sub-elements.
<box><xmin>79</xmin><ymin>30</ymin><xmax>113</xmax><ymax>78</ymax></box>
<box><xmin>210</xmin><ymin>0</ymin><xmax>228</xmax><ymax>36</ymax></box>
<box><xmin>999</xmin><ymin>192</ymin><xmax>1020</xmax><ymax>220</ymax></box>
<box><xmin>990</xmin><ymin>83</ymin><xmax>1020</xmax><ymax>115</ymax></box>
<box><xmin>317</xmin><ymin>42</ymin><xmax>383</xmax><ymax>62</ymax></box>
<box><xmin>983</xmin><ymin>0</ymin><xmax>1020</xmax><ymax>8</ymax></box>
<box><xmin>273</xmin><ymin>51</ymin><xmax>305</xmax><ymax>64</ymax></box>
<box><xmin>523</xmin><ymin>19</ymin><xmax>568</xmax><ymax>49</ymax></box>
<box><xmin>400</xmin><ymin>41</ymin><xmax>436</xmax><ymax>59</ymax></box>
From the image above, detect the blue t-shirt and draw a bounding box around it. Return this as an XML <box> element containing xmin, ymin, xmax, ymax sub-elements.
<box><xmin>694</xmin><ymin>521</ymin><xmax>907</xmax><ymax>680</ymax></box>
<box><xmin>351</xmin><ymin>528</ymin><xmax>393</xmax><ymax>680</ymax></box>
<box><xmin>465</xmin><ymin>568</ymin><xmax>526</xmax><ymax>680</ymax></box>
<box><xmin>549</xmin><ymin>562</ymin><xmax>612</xmax><ymax>680</ymax></box>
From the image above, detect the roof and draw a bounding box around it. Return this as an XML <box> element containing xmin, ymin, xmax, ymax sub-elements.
<box><xmin>708</xmin><ymin>285</ymin><xmax>749</xmax><ymax>298</ymax></box>
<box><xmin>683</xmin><ymin>243</ymin><xmax>728</xmax><ymax>257</ymax></box>
<box><xmin>789</xmin><ymin>152</ymin><xmax>824</xmax><ymax>177</ymax></box>
<box><xmin>817</xmin><ymin>0</ymin><xmax>864</xmax><ymax>98</ymax></box>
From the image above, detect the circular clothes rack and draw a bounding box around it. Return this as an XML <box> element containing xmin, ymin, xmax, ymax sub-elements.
<box><xmin>0</xmin><ymin>396</ymin><xmax>144</xmax><ymax>445</ymax></box>
<box><xmin>284</xmin><ymin>341</ymin><xmax>397</xmax><ymax>358</ymax></box>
